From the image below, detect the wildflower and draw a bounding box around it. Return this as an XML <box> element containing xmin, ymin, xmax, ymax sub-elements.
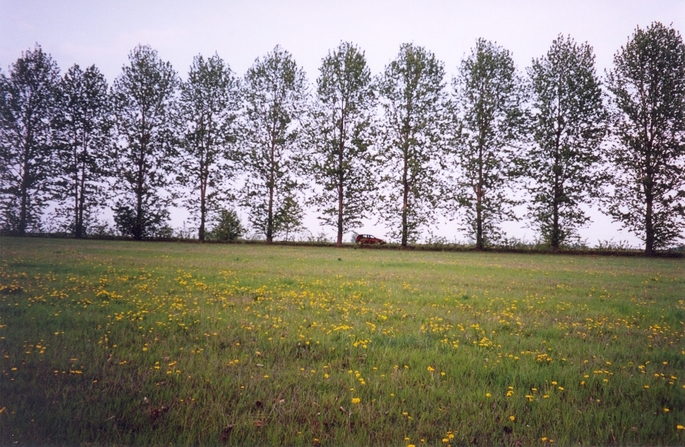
<box><xmin>486</xmin><ymin>393</ymin><xmax>492</xmax><ymax>398</ymax></box>
<box><xmin>509</xmin><ymin>415</ymin><xmax>515</xmax><ymax>421</ymax></box>
<box><xmin>351</xmin><ymin>397</ymin><xmax>360</xmax><ymax>404</ymax></box>
<box><xmin>664</xmin><ymin>408</ymin><xmax>670</xmax><ymax>413</ymax></box>
<box><xmin>677</xmin><ymin>424</ymin><xmax>684</xmax><ymax>430</ymax></box>
<box><xmin>427</xmin><ymin>366</ymin><xmax>435</xmax><ymax>372</ymax></box>
<box><xmin>542</xmin><ymin>437</ymin><xmax>547</xmax><ymax>442</ymax></box>
<box><xmin>644</xmin><ymin>385</ymin><xmax>650</xmax><ymax>389</ymax></box>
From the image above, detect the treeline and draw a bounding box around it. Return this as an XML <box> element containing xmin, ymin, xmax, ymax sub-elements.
<box><xmin>1</xmin><ymin>22</ymin><xmax>683</xmax><ymax>255</ymax></box>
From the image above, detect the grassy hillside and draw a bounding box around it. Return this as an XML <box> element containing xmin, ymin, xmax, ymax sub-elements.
<box><xmin>1</xmin><ymin>237</ymin><xmax>684</xmax><ymax>445</ymax></box>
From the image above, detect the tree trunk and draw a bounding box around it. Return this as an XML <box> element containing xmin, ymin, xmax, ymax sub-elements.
<box><xmin>475</xmin><ymin>142</ymin><xmax>484</xmax><ymax>251</ymax></box>
<box><xmin>266</xmin><ymin>140</ymin><xmax>275</xmax><ymax>244</ymax></box>
<box><xmin>401</xmin><ymin>147</ymin><xmax>409</xmax><ymax>249</ymax></box>
<box><xmin>336</xmin><ymin>122</ymin><xmax>345</xmax><ymax>247</ymax></box>
<box><xmin>198</xmin><ymin>158</ymin><xmax>207</xmax><ymax>242</ymax></box>
<box><xmin>645</xmin><ymin>196</ymin><xmax>654</xmax><ymax>256</ymax></box>
<box><xmin>134</xmin><ymin>132</ymin><xmax>147</xmax><ymax>241</ymax></box>
<box><xmin>76</xmin><ymin>159</ymin><xmax>86</xmax><ymax>239</ymax></box>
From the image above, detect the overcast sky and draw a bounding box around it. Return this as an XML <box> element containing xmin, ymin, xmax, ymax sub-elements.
<box><xmin>1</xmin><ymin>0</ymin><xmax>683</xmax><ymax>245</ymax></box>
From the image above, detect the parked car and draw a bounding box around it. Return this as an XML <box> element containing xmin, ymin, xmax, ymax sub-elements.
<box><xmin>355</xmin><ymin>234</ymin><xmax>386</xmax><ymax>245</ymax></box>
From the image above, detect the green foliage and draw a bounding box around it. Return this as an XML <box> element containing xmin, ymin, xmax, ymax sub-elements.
<box><xmin>449</xmin><ymin>38</ymin><xmax>525</xmax><ymax>249</ymax></box>
<box><xmin>176</xmin><ymin>53</ymin><xmax>241</xmax><ymax>242</ymax></box>
<box><xmin>240</xmin><ymin>46</ymin><xmax>309</xmax><ymax>243</ymax></box>
<box><xmin>524</xmin><ymin>35</ymin><xmax>608</xmax><ymax>250</ymax></box>
<box><xmin>53</xmin><ymin>64</ymin><xmax>113</xmax><ymax>238</ymax></box>
<box><xmin>112</xmin><ymin>201</ymin><xmax>170</xmax><ymax>239</ymax></box>
<box><xmin>606</xmin><ymin>22</ymin><xmax>685</xmax><ymax>255</ymax></box>
<box><xmin>307</xmin><ymin>42</ymin><xmax>377</xmax><ymax>246</ymax></box>
<box><xmin>111</xmin><ymin>45</ymin><xmax>178</xmax><ymax>240</ymax></box>
<box><xmin>207</xmin><ymin>208</ymin><xmax>244</xmax><ymax>242</ymax></box>
<box><xmin>378</xmin><ymin>43</ymin><xmax>448</xmax><ymax>247</ymax></box>
<box><xmin>0</xmin><ymin>45</ymin><xmax>60</xmax><ymax>235</ymax></box>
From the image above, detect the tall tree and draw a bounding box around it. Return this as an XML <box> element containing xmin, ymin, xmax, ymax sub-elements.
<box><xmin>449</xmin><ymin>39</ymin><xmax>524</xmax><ymax>250</ymax></box>
<box><xmin>176</xmin><ymin>53</ymin><xmax>240</xmax><ymax>242</ymax></box>
<box><xmin>111</xmin><ymin>45</ymin><xmax>178</xmax><ymax>240</ymax></box>
<box><xmin>0</xmin><ymin>44</ymin><xmax>60</xmax><ymax>234</ymax></box>
<box><xmin>524</xmin><ymin>35</ymin><xmax>607</xmax><ymax>250</ymax></box>
<box><xmin>53</xmin><ymin>64</ymin><xmax>112</xmax><ymax>238</ymax></box>
<box><xmin>606</xmin><ymin>23</ymin><xmax>685</xmax><ymax>255</ymax></box>
<box><xmin>378</xmin><ymin>43</ymin><xmax>447</xmax><ymax>247</ymax></box>
<box><xmin>308</xmin><ymin>42</ymin><xmax>376</xmax><ymax>247</ymax></box>
<box><xmin>240</xmin><ymin>46</ymin><xmax>308</xmax><ymax>243</ymax></box>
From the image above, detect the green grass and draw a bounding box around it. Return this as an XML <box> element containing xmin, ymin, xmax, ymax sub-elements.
<box><xmin>1</xmin><ymin>237</ymin><xmax>684</xmax><ymax>446</ymax></box>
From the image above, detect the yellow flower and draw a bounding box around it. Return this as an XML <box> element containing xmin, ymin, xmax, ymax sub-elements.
<box><xmin>486</xmin><ymin>393</ymin><xmax>492</xmax><ymax>398</ymax></box>
<box><xmin>677</xmin><ymin>424</ymin><xmax>684</xmax><ymax>430</ymax></box>
<box><xmin>427</xmin><ymin>366</ymin><xmax>435</xmax><ymax>372</ymax></box>
<box><xmin>664</xmin><ymin>408</ymin><xmax>670</xmax><ymax>413</ymax></box>
<box><xmin>541</xmin><ymin>437</ymin><xmax>547</xmax><ymax>442</ymax></box>
<box><xmin>509</xmin><ymin>415</ymin><xmax>515</xmax><ymax>422</ymax></box>
<box><xmin>351</xmin><ymin>397</ymin><xmax>361</xmax><ymax>404</ymax></box>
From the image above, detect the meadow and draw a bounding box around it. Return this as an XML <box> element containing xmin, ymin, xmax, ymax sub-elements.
<box><xmin>0</xmin><ymin>237</ymin><xmax>684</xmax><ymax>446</ymax></box>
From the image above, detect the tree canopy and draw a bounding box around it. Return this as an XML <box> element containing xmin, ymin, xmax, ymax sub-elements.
<box><xmin>606</xmin><ymin>22</ymin><xmax>685</xmax><ymax>255</ymax></box>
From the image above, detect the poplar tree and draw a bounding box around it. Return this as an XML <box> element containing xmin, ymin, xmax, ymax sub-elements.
<box><xmin>240</xmin><ymin>46</ymin><xmax>308</xmax><ymax>243</ymax></box>
<box><xmin>0</xmin><ymin>45</ymin><xmax>60</xmax><ymax>234</ymax></box>
<box><xmin>176</xmin><ymin>54</ymin><xmax>240</xmax><ymax>242</ymax></box>
<box><xmin>53</xmin><ymin>64</ymin><xmax>112</xmax><ymax>238</ymax></box>
<box><xmin>378</xmin><ymin>43</ymin><xmax>447</xmax><ymax>247</ymax></box>
<box><xmin>449</xmin><ymin>39</ymin><xmax>524</xmax><ymax>249</ymax></box>
<box><xmin>524</xmin><ymin>35</ymin><xmax>607</xmax><ymax>250</ymax></box>
<box><xmin>606</xmin><ymin>23</ymin><xmax>685</xmax><ymax>255</ymax></box>
<box><xmin>111</xmin><ymin>45</ymin><xmax>178</xmax><ymax>240</ymax></box>
<box><xmin>308</xmin><ymin>42</ymin><xmax>376</xmax><ymax>246</ymax></box>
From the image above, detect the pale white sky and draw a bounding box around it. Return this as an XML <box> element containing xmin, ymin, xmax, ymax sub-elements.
<box><xmin>1</xmin><ymin>0</ymin><xmax>683</xmax><ymax>245</ymax></box>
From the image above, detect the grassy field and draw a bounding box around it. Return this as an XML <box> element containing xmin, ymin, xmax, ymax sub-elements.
<box><xmin>0</xmin><ymin>237</ymin><xmax>684</xmax><ymax>446</ymax></box>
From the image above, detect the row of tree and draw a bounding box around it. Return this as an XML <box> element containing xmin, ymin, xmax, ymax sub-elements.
<box><xmin>1</xmin><ymin>22</ymin><xmax>683</xmax><ymax>255</ymax></box>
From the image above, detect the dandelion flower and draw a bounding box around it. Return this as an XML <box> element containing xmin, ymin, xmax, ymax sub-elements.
<box><xmin>351</xmin><ymin>397</ymin><xmax>361</xmax><ymax>404</ymax></box>
<box><xmin>509</xmin><ymin>415</ymin><xmax>515</xmax><ymax>422</ymax></box>
<box><xmin>677</xmin><ymin>424</ymin><xmax>684</xmax><ymax>430</ymax></box>
<box><xmin>486</xmin><ymin>393</ymin><xmax>492</xmax><ymax>398</ymax></box>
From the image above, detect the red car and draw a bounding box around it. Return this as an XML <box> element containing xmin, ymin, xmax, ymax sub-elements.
<box><xmin>355</xmin><ymin>234</ymin><xmax>386</xmax><ymax>245</ymax></box>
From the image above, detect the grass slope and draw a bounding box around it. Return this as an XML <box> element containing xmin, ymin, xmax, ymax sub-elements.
<box><xmin>1</xmin><ymin>237</ymin><xmax>684</xmax><ymax>446</ymax></box>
